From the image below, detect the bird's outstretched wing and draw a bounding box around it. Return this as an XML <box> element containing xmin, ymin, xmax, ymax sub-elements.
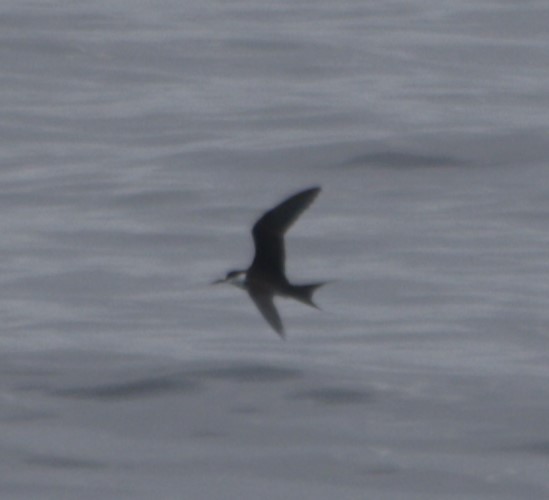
<box><xmin>248</xmin><ymin>290</ymin><xmax>285</xmax><ymax>338</ymax></box>
<box><xmin>251</xmin><ymin>187</ymin><xmax>321</xmax><ymax>277</ymax></box>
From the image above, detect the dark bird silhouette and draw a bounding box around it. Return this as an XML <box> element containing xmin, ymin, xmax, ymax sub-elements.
<box><xmin>213</xmin><ymin>187</ymin><xmax>325</xmax><ymax>338</ymax></box>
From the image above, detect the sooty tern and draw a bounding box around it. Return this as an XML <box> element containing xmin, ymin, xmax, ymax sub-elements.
<box><xmin>213</xmin><ymin>186</ymin><xmax>325</xmax><ymax>338</ymax></box>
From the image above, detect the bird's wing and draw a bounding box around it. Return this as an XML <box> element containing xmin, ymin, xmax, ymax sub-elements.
<box><xmin>251</xmin><ymin>187</ymin><xmax>321</xmax><ymax>276</ymax></box>
<box><xmin>248</xmin><ymin>290</ymin><xmax>285</xmax><ymax>338</ymax></box>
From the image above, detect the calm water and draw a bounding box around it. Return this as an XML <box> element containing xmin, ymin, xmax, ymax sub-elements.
<box><xmin>1</xmin><ymin>1</ymin><xmax>549</xmax><ymax>498</ymax></box>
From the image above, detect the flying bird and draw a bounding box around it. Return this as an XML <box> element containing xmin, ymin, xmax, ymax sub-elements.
<box><xmin>213</xmin><ymin>186</ymin><xmax>325</xmax><ymax>338</ymax></box>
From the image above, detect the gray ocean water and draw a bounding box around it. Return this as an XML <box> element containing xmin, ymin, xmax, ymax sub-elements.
<box><xmin>1</xmin><ymin>1</ymin><xmax>549</xmax><ymax>498</ymax></box>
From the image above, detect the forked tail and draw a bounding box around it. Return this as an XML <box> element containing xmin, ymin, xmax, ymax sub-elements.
<box><xmin>292</xmin><ymin>282</ymin><xmax>326</xmax><ymax>309</ymax></box>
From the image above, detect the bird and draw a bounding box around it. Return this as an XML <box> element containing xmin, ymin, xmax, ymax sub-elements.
<box><xmin>213</xmin><ymin>186</ymin><xmax>325</xmax><ymax>338</ymax></box>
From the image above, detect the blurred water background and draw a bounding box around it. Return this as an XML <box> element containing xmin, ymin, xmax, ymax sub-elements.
<box><xmin>1</xmin><ymin>1</ymin><xmax>549</xmax><ymax>498</ymax></box>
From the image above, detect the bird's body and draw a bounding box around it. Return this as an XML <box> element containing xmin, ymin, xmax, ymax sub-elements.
<box><xmin>214</xmin><ymin>187</ymin><xmax>324</xmax><ymax>338</ymax></box>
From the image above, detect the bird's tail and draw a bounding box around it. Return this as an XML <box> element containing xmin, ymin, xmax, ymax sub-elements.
<box><xmin>292</xmin><ymin>282</ymin><xmax>326</xmax><ymax>309</ymax></box>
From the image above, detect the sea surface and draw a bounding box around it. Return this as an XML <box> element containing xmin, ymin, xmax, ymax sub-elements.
<box><xmin>1</xmin><ymin>1</ymin><xmax>549</xmax><ymax>498</ymax></box>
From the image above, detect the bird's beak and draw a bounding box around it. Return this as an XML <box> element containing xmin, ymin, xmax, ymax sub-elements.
<box><xmin>211</xmin><ymin>278</ymin><xmax>227</xmax><ymax>285</ymax></box>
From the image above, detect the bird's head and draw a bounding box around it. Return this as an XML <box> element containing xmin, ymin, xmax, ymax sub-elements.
<box><xmin>212</xmin><ymin>269</ymin><xmax>247</xmax><ymax>289</ymax></box>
